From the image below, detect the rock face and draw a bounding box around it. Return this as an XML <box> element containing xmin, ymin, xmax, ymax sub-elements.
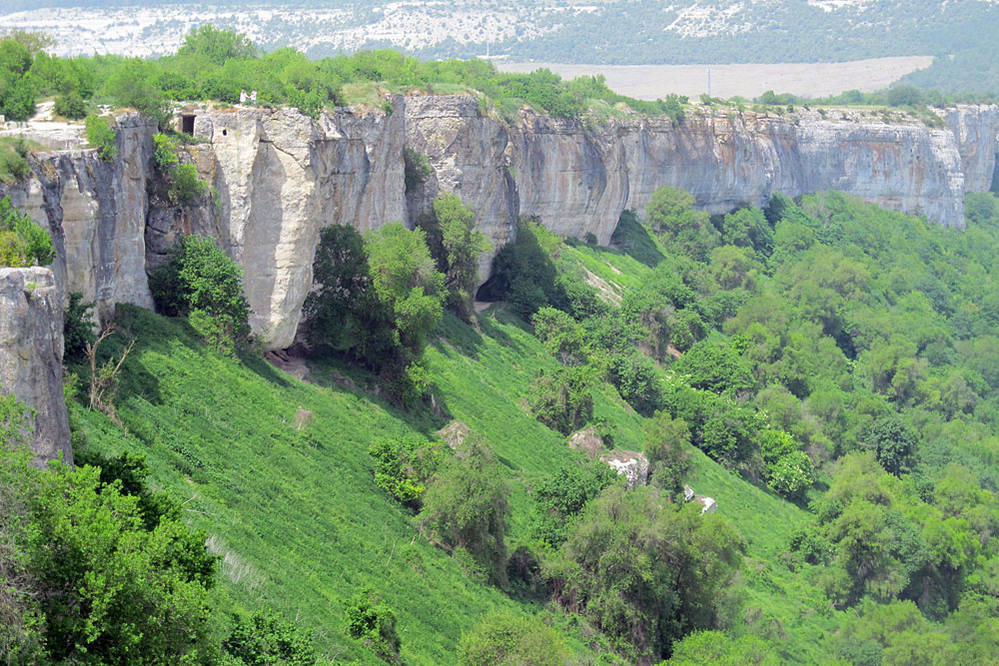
<box><xmin>1</xmin><ymin>101</ymin><xmax>998</xmax><ymax>351</ymax></box>
<box><xmin>410</xmin><ymin>99</ymin><xmax>983</xmax><ymax>249</ymax></box>
<box><xmin>0</xmin><ymin>267</ymin><xmax>72</xmax><ymax>465</ymax></box>
<box><xmin>0</xmin><ymin>113</ymin><xmax>156</xmax><ymax>322</ymax></box>
<box><xmin>601</xmin><ymin>450</ymin><xmax>650</xmax><ymax>489</ymax></box>
<box><xmin>175</xmin><ymin>103</ymin><xmax>407</xmax><ymax>347</ymax></box>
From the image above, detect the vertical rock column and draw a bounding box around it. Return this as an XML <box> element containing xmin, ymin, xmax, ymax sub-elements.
<box><xmin>0</xmin><ymin>267</ymin><xmax>72</xmax><ymax>465</ymax></box>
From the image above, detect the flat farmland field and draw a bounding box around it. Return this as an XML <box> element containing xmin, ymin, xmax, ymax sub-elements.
<box><xmin>498</xmin><ymin>56</ymin><xmax>933</xmax><ymax>100</ymax></box>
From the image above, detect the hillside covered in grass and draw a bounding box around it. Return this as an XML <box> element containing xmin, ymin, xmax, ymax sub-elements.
<box><xmin>7</xmin><ymin>186</ymin><xmax>999</xmax><ymax>664</ymax></box>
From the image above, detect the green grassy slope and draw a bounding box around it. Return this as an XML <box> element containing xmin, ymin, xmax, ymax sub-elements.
<box><xmin>70</xmin><ymin>249</ymin><xmax>839</xmax><ymax>662</ymax></box>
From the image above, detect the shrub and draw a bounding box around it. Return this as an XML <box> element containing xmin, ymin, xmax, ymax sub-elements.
<box><xmin>149</xmin><ymin>235</ymin><xmax>250</xmax><ymax>354</ymax></box>
<box><xmin>457</xmin><ymin>610</ymin><xmax>571</xmax><ymax>666</ymax></box>
<box><xmin>53</xmin><ymin>92</ymin><xmax>86</xmax><ymax>119</ymax></box>
<box><xmin>532</xmin><ymin>306</ymin><xmax>588</xmax><ymax>366</ymax></box>
<box><xmin>758</xmin><ymin>429</ymin><xmax>814</xmax><ymax>499</ymax></box>
<box><xmin>368</xmin><ymin>435</ymin><xmax>441</xmax><ymax>510</ymax></box>
<box><xmin>0</xmin><ymin>195</ymin><xmax>54</xmax><ymax>267</ymax></box>
<box><xmin>403</xmin><ymin>146</ymin><xmax>431</xmax><ymax>193</ymax></box>
<box><xmin>223</xmin><ymin>611</ymin><xmax>318</xmax><ymax>666</ymax></box>
<box><xmin>63</xmin><ymin>292</ymin><xmax>95</xmax><ymax>362</ymax></box>
<box><xmin>152</xmin><ymin>132</ymin><xmax>179</xmax><ymax>171</ymax></box>
<box><xmin>168</xmin><ymin>163</ymin><xmax>208</xmax><ymax>205</ymax></box>
<box><xmin>527</xmin><ymin>366</ymin><xmax>594</xmax><ymax>435</ymax></box>
<box><xmin>419</xmin><ymin>444</ymin><xmax>510</xmax><ymax>583</ymax></box>
<box><xmin>607</xmin><ymin>350</ymin><xmax>665</xmax><ymax>416</ymax></box>
<box><xmin>84</xmin><ymin>115</ymin><xmax>117</xmax><ymax>161</ymax></box>
<box><xmin>0</xmin><ymin>137</ymin><xmax>31</xmax><ymax>183</ymax></box>
<box><xmin>343</xmin><ymin>590</ymin><xmax>401</xmax><ymax>663</ymax></box>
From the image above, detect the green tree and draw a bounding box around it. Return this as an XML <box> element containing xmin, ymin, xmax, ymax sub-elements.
<box><xmin>365</xmin><ymin>222</ymin><xmax>446</xmax><ymax>360</ymax></box>
<box><xmin>304</xmin><ymin>225</ymin><xmax>394</xmax><ymax>362</ymax></box>
<box><xmin>527</xmin><ymin>366</ymin><xmax>594</xmax><ymax>435</ymax></box>
<box><xmin>425</xmin><ymin>193</ymin><xmax>490</xmax><ymax>319</ymax></box>
<box><xmin>63</xmin><ymin>291</ymin><xmax>95</xmax><ymax>362</ymax></box>
<box><xmin>645</xmin><ymin>187</ymin><xmax>718</xmax><ymax>259</ymax></box>
<box><xmin>419</xmin><ymin>444</ymin><xmax>510</xmax><ymax>582</ymax></box>
<box><xmin>104</xmin><ymin>59</ymin><xmax>170</xmax><ymax>127</ymax></box>
<box><xmin>149</xmin><ymin>235</ymin><xmax>251</xmax><ymax>354</ymax></box>
<box><xmin>549</xmin><ymin>485</ymin><xmax>741</xmax><ymax>661</ymax></box>
<box><xmin>532</xmin><ymin>306</ymin><xmax>588</xmax><ymax>366</ymax></box>
<box><xmin>177</xmin><ymin>25</ymin><xmax>258</xmax><ymax>64</ymax></box>
<box><xmin>644</xmin><ymin>412</ymin><xmax>693</xmax><ymax>498</ymax></box>
<box><xmin>862</xmin><ymin>416</ymin><xmax>917</xmax><ymax>477</ymax></box>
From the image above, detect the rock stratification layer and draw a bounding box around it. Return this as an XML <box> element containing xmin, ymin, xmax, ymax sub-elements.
<box><xmin>0</xmin><ymin>267</ymin><xmax>72</xmax><ymax>465</ymax></box>
<box><xmin>1</xmin><ymin>99</ymin><xmax>998</xmax><ymax>350</ymax></box>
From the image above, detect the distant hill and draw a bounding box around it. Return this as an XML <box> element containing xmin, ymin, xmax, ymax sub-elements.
<box><xmin>2</xmin><ymin>0</ymin><xmax>997</xmax><ymax>92</ymax></box>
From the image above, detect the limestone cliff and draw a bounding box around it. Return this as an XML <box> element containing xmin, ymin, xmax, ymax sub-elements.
<box><xmin>0</xmin><ymin>267</ymin><xmax>72</xmax><ymax>465</ymax></box>
<box><xmin>1</xmin><ymin>100</ymin><xmax>997</xmax><ymax>352</ymax></box>
<box><xmin>410</xmin><ymin>97</ymin><xmax>987</xmax><ymax>249</ymax></box>
<box><xmin>1</xmin><ymin>113</ymin><xmax>156</xmax><ymax>321</ymax></box>
<box><xmin>177</xmin><ymin>103</ymin><xmax>406</xmax><ymax>346</ymax></box>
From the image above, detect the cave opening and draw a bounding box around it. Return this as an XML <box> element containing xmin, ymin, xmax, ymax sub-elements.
<box><xmin>181</xmin><ymin>114</ymin><xmax>195</xmax><ymax>135</ymax></box>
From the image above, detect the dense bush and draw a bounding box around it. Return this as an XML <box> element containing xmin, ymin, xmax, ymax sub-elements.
<box><xmin>527</xmin><ymin>366</ymin><xmax>594</xmax><ymax>435</ymax></box>
<box><xmin>223</xmin><ymin>611</ymin><xmax>320</xmax><ymax>665</ymax></box>
<box><xmin>152</xmin><ymin>132</ymin><xmax>208</xmax><ymax>205</ymax></box>
<box><xmin>149</xmin><ymin>235</ymin><xmax>250</xmax><ymax>353</ymax></box>
<box><xmin>368</xmin><ymin>435</ymin><xmax>441</xmax><ymax>510</ymax></box>
<box><xmin>419</xmin><ymin>444</ymin><xmax>510</xmax><ymax>583</ymax></box>
<box><xmin>531</xmin><ymin>461</ymin><xmax>616</xmax><ymax>549</ymax></box>
<box><xmin>0</xmin><ymin>415</ymin><xmax>219</xmax><ymax>664</ymax></box>
<box><xmin>84</xmin><ymin>115</ymin><xmax>117</xmax><ymax>161</ymax></box>
<box><xmin>0</xmin><ymin>195</ymin><xmax>54</xmax><ymax>267</ymax></box>
<box><xmin>546</xmin><ymin>485</ymin><xmax>741</xmax><ymax>662</ymax></box>
<box><xmin>457</xmin><ymin>610</ymin><xmax>571</xmax><ymax>666</ymax></box>
<box><xmin>63</xmin><ymin>292</ymin><xmax>95</xmax><ymax>362</ymax></box>
<box><xmin>53</xmin><ymin>91</ymin><xmax>86</xmax><ymax>119</ymax></box>
<box><xmin>643</xmin><ymin>412</ymin><xmax>693</xmax><ymax>498</ymax></box>
<box><xmin>343</xmin><ymin>590</ymin><xmax>401</xmax><ymax>663</ymax></box>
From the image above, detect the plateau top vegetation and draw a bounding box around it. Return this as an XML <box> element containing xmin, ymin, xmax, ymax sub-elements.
<box><xmin>0</xmin><ymin>24</ymin><xmax>992</xmax><ymax>133</ymax></box>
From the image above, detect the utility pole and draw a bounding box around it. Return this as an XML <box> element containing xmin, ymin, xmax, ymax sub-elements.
<box><xmin>707</xmin><ymin>68</ymin><xmax>712</xmax><ymax>98</ymax></box>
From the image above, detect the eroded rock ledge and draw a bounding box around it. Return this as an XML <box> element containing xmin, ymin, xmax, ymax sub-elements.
<box><xmin>1</xmin><ymin>99</ymin><xmax>997</xmax><ymax>351</ymax></box>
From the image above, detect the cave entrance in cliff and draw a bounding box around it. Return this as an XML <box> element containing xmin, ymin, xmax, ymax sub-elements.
<box><xmin>181</xmin><ymin>114</ymin><xmax>195</xmax><ymax>135</ymax></box>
